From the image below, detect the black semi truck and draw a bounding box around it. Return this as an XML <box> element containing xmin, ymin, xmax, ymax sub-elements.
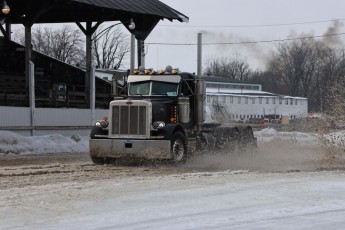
<box><xmin>89</xmin><ymin>66</ymin><xmax>256</xmax><ymax>164</ymax></box>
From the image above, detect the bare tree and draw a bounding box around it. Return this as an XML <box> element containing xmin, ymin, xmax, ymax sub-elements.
<box><xmin>315</xmin><ymin>48</ymin><xmax>345</xmax><ymax>112</ymax></box>
<box><xmin>204</xmin><ymin>56</ymin><xmax>251</xmax><ymax>81</ymax></box>
<box><xmin>92</xmin><ymin>26</ymin><xmax>130</xmax><ymax>69</ymax></box>
<box><xmin>265</xmin><ymin>38</ymin><xmax>345</xmax><ymax>112</ymax></box>
<box><xmin>26</xmin><ymin>25</ymin><xmax>85</xmax><ymax>66</ymax></box>
<box><xmin>267</xmin><ymin>39</ymin><xmax>321</xmax><ymax>98</ymax></box>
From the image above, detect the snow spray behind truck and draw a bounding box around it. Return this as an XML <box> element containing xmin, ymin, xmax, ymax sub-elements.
<box><xmin>89</xmin><ymin>66</ymin><xmax>256</xmax><ymax>165</ymax></box>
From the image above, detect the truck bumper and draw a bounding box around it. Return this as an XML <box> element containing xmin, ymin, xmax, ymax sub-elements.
<box><xmin>89</xmin><ymin>139</ymin><xmax>172</xmax><ymax>159</ymax></box>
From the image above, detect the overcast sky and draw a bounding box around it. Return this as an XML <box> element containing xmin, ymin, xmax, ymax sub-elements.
<box><xmin>9</xmin><ymin>0</ymin><xmax>345</xmax><ymax>73</ymax></box>
<box><xmin>144</xmin><ymin>0</ymin><xmax>345</xmax><ymax>72</ymax></box>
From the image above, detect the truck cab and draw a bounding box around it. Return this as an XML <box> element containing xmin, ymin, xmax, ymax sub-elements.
<box><xmin>90</xmin><ymin>68</ymin><xmax>200</xmax><ymax>164</ymax></box>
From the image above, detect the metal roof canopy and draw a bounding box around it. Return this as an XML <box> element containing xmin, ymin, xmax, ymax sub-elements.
<box><xmin>0</xmin><ymin>0</ymin><xmax>188</xmax><ymax>114</ymax></box>
<box><xmin>2</xmin><ymin>0</ymin><xmax>188</xmax><ymax>40</ymax></box>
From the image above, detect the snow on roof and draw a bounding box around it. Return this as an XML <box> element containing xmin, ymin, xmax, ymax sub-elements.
<box><xmin>206</xmin><ymin>88</ymin><xmax>275</xmax><ymax>96</ymax></box>
<box><xmin>206</xmin><ymin>88</ymin><xmax>307</xmax><ymax>99</ymax></box>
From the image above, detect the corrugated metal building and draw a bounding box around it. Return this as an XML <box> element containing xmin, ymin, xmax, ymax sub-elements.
<box><xmin>202</xmin><ymin>76</ymin><xmax>308</xmax><ymax>123</ymax></box>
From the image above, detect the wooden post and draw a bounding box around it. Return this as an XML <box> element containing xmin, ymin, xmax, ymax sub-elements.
<box><xmin>25</xmin><ymin>24</ymin><xmax>32</xmax><ymax>106</ymax></box>
<box><xmin>85</xmin><ymin>21</ymin><xmax>92</xmax><ymax>108</ymax></box>
<box><xmin>29</xmin><ymin>61</ymin><xmax>35</xmax><ymax>136</ymax></box>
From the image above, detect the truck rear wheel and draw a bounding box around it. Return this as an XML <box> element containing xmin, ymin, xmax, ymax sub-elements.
<box><xmin>170</xmin><ymin>131</ymin><xmax>187</xmax><ymax>165</ymax></box>
<box><xmin>91</xmin><ymin>157</ymin><xmax>105</xmax><ymax>165</ymax></box>
<box><xmin>200</xmin><ymin>132</ymin><xmax>215</xmax><ymax>151</ymax></box>
<box><xmin>91</xmin><ymin>157</ymin><xmax>112</xmax><ymax>165</ymax></box>
<box><xmin>240</xmin><ymin>127</ymin><xmax>257</xmax><ymax>151</ymax></box>
<box><xmin>213</xmin><ymin>127</ymin><xmax>240</xmax><ymax>151</ymax></box>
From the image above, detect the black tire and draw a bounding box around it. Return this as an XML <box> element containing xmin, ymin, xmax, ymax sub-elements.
<box><xmin>91</xmin><ymin>157</ymin><xmax>105</xmax><ymax>165</ymax></box>
<box><xmin>240</xmin><ymin>127</ymin><xmax>257</xmax><ymax>151</ymax></box>
<box><xmin>227</xmin><ymin>129</ymin><xmax>241</xmax><ymax>152</ymax></box>
<box><xmin>199</xmin><ymin>132</ymin><xmax>215</xmax><ymax>151</ymax></box>
<box><xmin>91</xmin><ymin>157</ymin><xmax>113</xmax><ymax>165</ymax></box>
<box><xmin>170</xmin><ymin>131</ymin><xmax>188</xmax><ymax>165</ymax></box>
<box><xmin>213</xmin><ymin>127</ymin><xmax>239</xmax><ymax>151</ymax></box>
<box><xmin>214</xmin><ymin>127</ymin><xmax>227</xmax><ymax>149</ymax></box>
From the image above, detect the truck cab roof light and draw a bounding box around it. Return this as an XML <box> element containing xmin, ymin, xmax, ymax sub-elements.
<box><xmin>132</xmin><ymin>67</ymin><xmax>179</xmax><ymax>75</ymax></box>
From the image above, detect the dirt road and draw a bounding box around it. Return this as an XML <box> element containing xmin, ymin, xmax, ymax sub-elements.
<box><xmin>1</xmin><ymin>140</ymin><xmax>345</xmax><ymax>229</ymax></box>
<box><xmin>1</xmin><ymin>140</ymin><xmax>344</xmax><ymax>190</ymax></box>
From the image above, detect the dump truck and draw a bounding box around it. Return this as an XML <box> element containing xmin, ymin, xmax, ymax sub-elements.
<box><xmin>89</xmin><ymin>66</ymin><xmax>256</xmax><ymax>165</ymax></box>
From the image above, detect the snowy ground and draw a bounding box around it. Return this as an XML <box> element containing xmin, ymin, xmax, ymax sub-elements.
<box><xmin>1</xmin><ymin>128</ymin><xmax>345</xmax><ymax>155</ymax></box>
<box><xmin>1</xmin><ymin>129</ymin><xmax>345</xmax><ymax>229</ymax></box>
<box><xmin>0</xmin><ymin>128</ymin><xmax>321</xmax><ymax>155</ymax></box>
<box><xmin>1</xmin><ymin>170</ymin><xmax>345</xmax><ymax>230</ymax></box>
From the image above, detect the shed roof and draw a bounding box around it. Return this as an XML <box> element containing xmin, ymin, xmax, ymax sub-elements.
<box><xmin>2</xmin><ymin>0</ymin><xmax>188</xmax><ymax>39</ymax></box>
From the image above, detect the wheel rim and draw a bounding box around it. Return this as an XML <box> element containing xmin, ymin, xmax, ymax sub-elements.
<box><xmin>172</xmin><ymin>139</ymin><xmax>185</xmax><ymax>161</ymax></box>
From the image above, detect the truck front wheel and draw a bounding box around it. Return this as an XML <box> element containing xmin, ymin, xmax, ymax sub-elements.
<box><xmin>170</xmin><ymin>131</ymin><xmax>188</xmax><ymax>165</ymax></box>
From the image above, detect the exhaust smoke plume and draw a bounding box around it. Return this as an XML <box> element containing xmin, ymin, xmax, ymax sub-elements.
<box><xmin>322</xmin><ymin>20</ymin><xmax>344</xmax><ymax>47</ymax></box>
<box><xmin>201</xmin><ymin>30</ymin><xmax>269</xmax><ymax>69</ymax></box>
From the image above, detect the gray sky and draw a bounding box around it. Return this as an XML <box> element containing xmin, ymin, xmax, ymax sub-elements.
<box><xmin>10</xmin><ymin>0</ymin><xmax>345</xmax><ymax>72</ymax></box>
<box><xmin>145</xmin><ymin>0</ymin><xmax>345</xmax><ymax>72</ymax></box>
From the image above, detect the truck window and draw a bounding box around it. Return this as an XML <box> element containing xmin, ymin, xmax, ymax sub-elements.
<box><xmin>180</xmin><ymin>79</ymin><xmax>195</xmax><ymax>96</ymax></box>
<box><xmin>129</xmin><ymin>81</ymin><xmax>150</xmax><ymax>95</ymax></box>
<box><xmin>152</xmin><ymin>82</ymin><xmax>178</xmax><ymax>96</ymax></box>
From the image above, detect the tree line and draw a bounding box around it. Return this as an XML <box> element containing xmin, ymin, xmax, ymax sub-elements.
<box><xmin>204</xmin><ymin>38</ymin><xmax>345</xmax><ymax>113</ymax></box>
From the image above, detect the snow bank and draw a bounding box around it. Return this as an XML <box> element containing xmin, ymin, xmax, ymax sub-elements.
<box><xmin>254</xmin><ymin>128</ymin><xmax>319</xmax><ymax>146</ymax></box>
<box><xmin>0</xmin><ymin>131</ymin><xmax>88</xmax><ymax>155</ymax></box>
<box><xmin>1</xmin><ymin>128</ymin><xmax>345</xmax><ymax>155</ymax></box>
<box><xmin>322</xmin><ymin>130</ymin><xmax>345</xmax><ymax>147</ymax></box>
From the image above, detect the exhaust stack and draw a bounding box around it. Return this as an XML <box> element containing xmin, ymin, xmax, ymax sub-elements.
<box><xmin>195</xmin><ymin>33</ymin><xmax>204</xmax><ymax>131</ymax></box>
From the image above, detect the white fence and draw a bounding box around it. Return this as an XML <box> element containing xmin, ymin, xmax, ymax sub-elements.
<box><xmin>0</xmin><ymin>106</ymin><xmax>108</xmax><ymax>136</ymax></box>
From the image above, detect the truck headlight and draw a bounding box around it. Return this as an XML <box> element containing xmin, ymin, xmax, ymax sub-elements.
<box><xmin>95</xmin><ymin>120</ymin><xmax>108</xmax><ymax>128</ymax></box>
<box><xmin>152</xmin><ymin>121</ymin><xmax>165</xmax><ymax>129</ymax></box>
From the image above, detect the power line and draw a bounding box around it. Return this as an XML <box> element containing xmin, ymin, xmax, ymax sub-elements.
<box><xmin>158</xmin><ymin>18</ymin><xmax>345</xmax><ymax>28</ymax></box>
<box><xmin>147</xmin><ymin>32</ymin><xmax>345</xmax><ymax>46</ymax></box>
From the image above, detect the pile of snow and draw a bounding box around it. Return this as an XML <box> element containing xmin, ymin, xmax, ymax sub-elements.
<box><xmin>254</xmin><ymin>128</ymin><xmax>319</xmax><ymax>146</ymax></box>
<box><xmin>1</xmin><ymin>128</ymin><xmax>345</xmax><ymax>155</ymax></box>
<box><xmin>323</xmin><ymin>131</ymin><xmax>345</xmax><ymax>147</ymax></box>
<box><xmin>255</xmin><ymin>128</ymin><xmax>345</xmax><ymax>147</ymax></box>
<box><xmin>0</xmin><ymin>131</ymin><xmax>88</xmax><ymax>155</ymax></box>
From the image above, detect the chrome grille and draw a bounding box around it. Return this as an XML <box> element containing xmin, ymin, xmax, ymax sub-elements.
<box><xmin>111</xmin><ymin>104</ymin><xmax>147</xmax><ymax>136</ymax></box>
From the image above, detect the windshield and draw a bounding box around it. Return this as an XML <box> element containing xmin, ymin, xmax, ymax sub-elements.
<box><xmin>129</xmin><ymin>81</ymin><xmax>178</xmax><ymax>96</ymax></box>
<box><xmin>128</xmin><ymin>81</ymin><xmax>150</xmax><ymax>95</ymax></box>
<box><xmin>151</xmin><ymin>82</ymin><xmax>178</xmax><ymax>96</ymax></box>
